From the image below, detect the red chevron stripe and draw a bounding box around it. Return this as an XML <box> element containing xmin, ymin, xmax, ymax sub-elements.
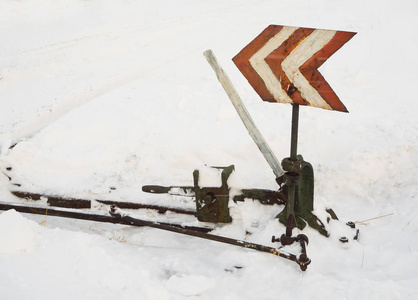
<box><xmin>232</xmin><ymin>25</ymin><xmax>284</xmax><ymax>102</ymax></box>
<box><xmin>264</xmin><ymin>27</ymin><xmax>315</xmax><ymax>106</ymax></box>
<box><xmin>299</xmin><ymin>31</ymin><xmax>356</xmax><ymax>112</ymax></box>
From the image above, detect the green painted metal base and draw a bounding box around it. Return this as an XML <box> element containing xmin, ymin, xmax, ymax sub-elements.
<box><xmin>277</xmin><ymin>156</ymin><xmax>329</xmax><ymax>237</ymax></box>
<box><xmin>194</xmin><ymin>165</ymin><xmax>234</xmax><ymax>223</ymax></box>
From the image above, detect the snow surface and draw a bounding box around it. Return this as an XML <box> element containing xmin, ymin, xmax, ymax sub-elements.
<box><xmin>0</xmin><ymin>0</ymin><xmax>417</xmax><ymax>299</ymax></box>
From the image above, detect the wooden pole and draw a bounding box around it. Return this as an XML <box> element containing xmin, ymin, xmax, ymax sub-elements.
<box><xmin>203</xmin><ymin>50</ymin><xmax>284</xmax><ymax>178</ymax></box>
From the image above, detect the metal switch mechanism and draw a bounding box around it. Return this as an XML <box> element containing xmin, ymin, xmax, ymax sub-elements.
<box><xmin>204</xmin><ymin>50</ymin><xmax>333</xmax><ymax>236</ymax></box>
<box><xmin>142</xmin><ymin>164</ymin><xmax>286</xmax><ymax>224</ymax></box>
<box><xmin>193</xmin><ymin>165</ymin><xmax>234</xmax><ymax>223</ymax></box>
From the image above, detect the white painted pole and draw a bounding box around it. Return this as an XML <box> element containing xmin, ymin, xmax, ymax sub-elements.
<box><xmin>203</xmin><ymin>50</ymin><xmax>284</xmax><ymax>178</ymax></box>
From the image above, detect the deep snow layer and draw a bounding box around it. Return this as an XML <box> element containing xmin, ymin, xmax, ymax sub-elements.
<box><xmin>0</xmin><ymin>0</ymin><xmax>417</xmax><ymax>299</ymax></box>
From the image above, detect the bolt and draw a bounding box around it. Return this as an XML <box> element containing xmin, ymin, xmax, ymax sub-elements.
<box><xmin>339</xmin><ymin>236</ymin><xmax>349</xmax><ymax>243</ymax></box>
<box><xmin>346</xmin><ymin>221</ymin><xmax>355</xmax><ymax>228</ymax></box>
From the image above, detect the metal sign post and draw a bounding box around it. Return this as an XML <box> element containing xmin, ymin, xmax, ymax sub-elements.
<box><xmin>286</xmin><ymin>103</ymin><xmax>299</xmax><ymax>224</ymax></box>
<box><xmin>232</xmin><ymin>24</ymin><xmax>356</xmax><ymax>235</ymax></box>
<box><xmin>277</xmin><ymin>103</ymin><xmax>327</xmax><ymax>235</ymax></box>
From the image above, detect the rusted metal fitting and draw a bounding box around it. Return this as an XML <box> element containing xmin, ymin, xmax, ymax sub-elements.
<box><xmin>346</xmin><ymin>221</ymin><xmax>355</xmax><ymax>228</ymax></box>
<box><xmin>354</xmin><ymin>229</ymin><xmax>360</xmax><ymax>241</ymax></box>
<box><xmin>339</xmin><ymin>236</ymin><xmax>349</xmax><ymax>243</ymax></box>
<box><xmin>280</xmin><ymin>234</ymin><xmax>295</xmax><ymax>246</ymax></box>
<box><xmin>297</xmin><ymin>234</ymin><xmax>311</xmax><ymax>271</ymax></box>
<box><xmin>281</xmin><ymin>155</ymin><xmax>304</xmax><ymax>173</ymax></box>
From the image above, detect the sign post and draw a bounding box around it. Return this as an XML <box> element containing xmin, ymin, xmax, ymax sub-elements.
<box><xmin>233</xmin><ymin>25</ymin><xmax>356</xmax><ymax>234</ymax></box>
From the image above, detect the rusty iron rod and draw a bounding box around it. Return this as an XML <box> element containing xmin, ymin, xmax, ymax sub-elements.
<box><xmin>0</xmin><ymin>201</ymin><xmax>308</xmax><ymax>270</ymax></box>
<box><xmin>0</xmin><ymin>201</ymin><xmax>210</xmax><ymax>233</ymax></box>
<box><xmin>109</xmin><ymin>205</ymin><xmax>307</xmax><ymax>269</ymax></box>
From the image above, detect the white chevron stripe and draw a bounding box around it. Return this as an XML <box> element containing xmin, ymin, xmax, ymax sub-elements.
<box><xmin>282</xmin><ymin>29</ymin><xmax>337</xmax><ymax>109</ymax></box>
<box><xmin>249</xmin><ymin>26</ymin><xmax>298</xmax><ymax>103</ymax></box>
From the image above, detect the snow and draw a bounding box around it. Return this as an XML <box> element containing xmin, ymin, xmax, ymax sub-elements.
<box><xmin>0</xmin><ymin>0</ymin><xmax>417</xmax><ymax>299</ymax></box>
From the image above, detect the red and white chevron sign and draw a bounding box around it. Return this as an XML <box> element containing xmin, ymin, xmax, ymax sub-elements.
<box><xmin>233</xmin><ymin>25</ymin><xmax>356</xmax><ymax>112</ymax></box>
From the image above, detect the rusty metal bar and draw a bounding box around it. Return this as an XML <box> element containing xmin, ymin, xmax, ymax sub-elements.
<box><xmin>0</xmin><ymin>201</ymin><xmax>308</xmax><ymax>270</ymax></box>
<box><xmin>110</xmin><ymin>205</ymin><xmax>308</xmax><ymax>270</ymax></box>
<box><xmin>0</xmin><ymin>201</ymin><xmax>209</xmax><ymax>233</ymax></box>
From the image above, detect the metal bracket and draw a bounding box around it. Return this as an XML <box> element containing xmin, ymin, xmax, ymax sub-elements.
<box><xmin>193</xmin><ymin>165</ymin><xmax>234</xmax><ymax>223</ymax></box>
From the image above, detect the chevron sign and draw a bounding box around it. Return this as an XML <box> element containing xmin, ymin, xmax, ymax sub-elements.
<box><xmin>233</xmin><ymin>25</ymin><xmax>356</xmax><ymax>112</ymax></box>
